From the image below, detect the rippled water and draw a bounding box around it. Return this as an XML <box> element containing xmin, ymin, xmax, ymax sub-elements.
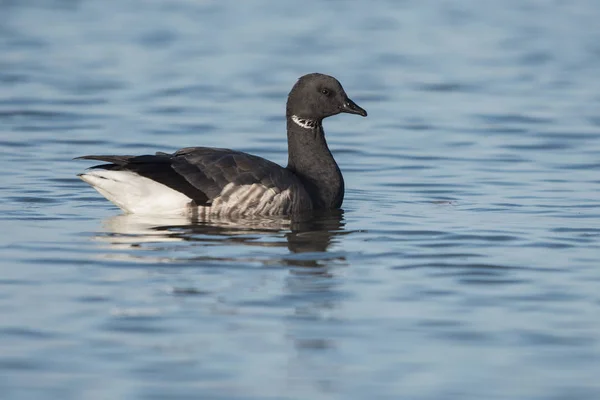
<box><xmin>2</xmin><ymin>0</ymin><xmax>600</xmax><ymax>399</ymax></box>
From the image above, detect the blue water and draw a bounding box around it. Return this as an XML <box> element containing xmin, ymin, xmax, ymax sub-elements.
<box><xmin>1</xmin><ymin>0</ymin><xmax>600</xmax><ymax>399</ymax></box>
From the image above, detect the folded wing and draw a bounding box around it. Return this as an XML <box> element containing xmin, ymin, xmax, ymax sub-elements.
<box><xmin>77</xmin><ymin>147</ymin><xmax>307</xmax><ymax>215</ymax></box>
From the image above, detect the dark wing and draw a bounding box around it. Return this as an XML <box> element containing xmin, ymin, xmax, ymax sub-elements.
<box><xmin>77</xmin><ymin>147</ymin><xmax>294</xmax><ymax>206</ymax></box>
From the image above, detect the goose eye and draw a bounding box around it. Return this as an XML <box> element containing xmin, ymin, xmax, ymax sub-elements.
<box><xmin>320</xmin><ymin>88</ymin><xmax>331</xmax><ymax>96</ymax></box>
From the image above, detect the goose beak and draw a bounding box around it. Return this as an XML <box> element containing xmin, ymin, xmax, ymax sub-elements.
<box><xmin>341</xmin><ymin>97</ymin><xmax>367</xmax><ymax>117</ymax></box>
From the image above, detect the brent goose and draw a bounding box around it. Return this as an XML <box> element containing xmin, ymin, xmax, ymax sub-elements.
<box><xmin>77</xmin><ymin>73</ymin><xmax>367</xmax><ymax>216</ymax></box>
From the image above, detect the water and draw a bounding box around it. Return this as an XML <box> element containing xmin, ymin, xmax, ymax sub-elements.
<box><xmin>1</xmin><ymin>0</ymin><xmax>600</xmax><ymax>398</ymax></box>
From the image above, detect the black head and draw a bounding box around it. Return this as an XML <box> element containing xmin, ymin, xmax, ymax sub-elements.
<box><xmin>286</xmin><ymin>73</ymin><xmax>367</xmax><ymax>121</ymax></box>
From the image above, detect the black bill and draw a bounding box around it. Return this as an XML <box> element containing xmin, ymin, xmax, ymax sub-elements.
<box><xmin>340</xmin><ymin>97</ymin><xmax>367</xmax><ymax>117</ymax></box>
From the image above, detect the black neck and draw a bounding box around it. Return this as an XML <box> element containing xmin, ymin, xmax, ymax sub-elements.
<box><xmin>285</xmin><ymin>116</ymin><xmax>344</xmax><ymax>210</ymax></box>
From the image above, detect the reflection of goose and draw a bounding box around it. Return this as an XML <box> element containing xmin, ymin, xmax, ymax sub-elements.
<box><xmin>284</xmin><ymin>209</ymin><xmax>347</xmax><ymax>268</ymax></box>
<box><xmin>77</xmin><ymin>73</ymin><xmax>366</xmax><ymax>216</ymax></box>
<box><xmin>94</xmin><ymin>210</ymin><xmax>347</xmax><ymax>268</ymax></box>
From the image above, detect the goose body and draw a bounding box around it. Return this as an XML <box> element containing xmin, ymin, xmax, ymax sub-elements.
<box><xmin>78</xmin><ymin>73</ymin><xmax>367</xmax><ymax>216</ymax></box>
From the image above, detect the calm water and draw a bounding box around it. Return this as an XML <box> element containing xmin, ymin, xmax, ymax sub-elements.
<box><xmin>2</xmin><ymin>0</ymin><xmax>600</xmax><ymax>399</ymax></box>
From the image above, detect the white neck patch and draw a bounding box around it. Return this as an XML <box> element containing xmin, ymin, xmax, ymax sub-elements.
<box><xmin>291</xmin><ymin>115</ymin><xmax>318</xmax><ymax>129</ymax></box>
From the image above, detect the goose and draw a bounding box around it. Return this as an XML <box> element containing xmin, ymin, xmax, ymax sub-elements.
<box><xmin>77</xmin><ymin>73</ymin><xmax>367</xmax><ymax>217</ymax></box>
